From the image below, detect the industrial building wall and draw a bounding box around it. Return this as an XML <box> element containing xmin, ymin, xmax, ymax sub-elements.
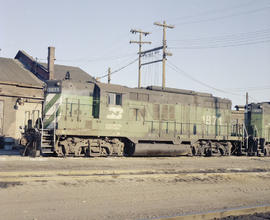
<box><xmin>0</xmin><ymin>100</ymin><xmax>4</xmax><ymax>135</ymax></box>
<box><xmin>0</xmin><ymin>83</ymin><xmax>43</xmax><ymax>146</ymax></box>
<box><xmin>0</xmin><ymin>96</ymin><xmax>17</xmax><ymax>139</ymax></box>
<box><xmin>15</xmin><ymin>101</ymin><xmax>42</xmax><ymax>140</ymax></box>
<box><xmin>0</xmin><ymin>96</ymin><xmax>42</xmax><ymax>144</ymax></box>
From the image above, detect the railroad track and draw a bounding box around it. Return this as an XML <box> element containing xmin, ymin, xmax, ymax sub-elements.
<box><xmin>1</xmin><ymin>168</ymin><xmax>270</xmax><ymax>185</ymax></box>
<box><xmin>160</xmin><ymin>205</ymin><xmax>270</xmax><ymax>220</ymax></box>
<box><xmin>1</xmin><ymin>165</ymin><xmax>270</xmax><ymax>220</ymax></box>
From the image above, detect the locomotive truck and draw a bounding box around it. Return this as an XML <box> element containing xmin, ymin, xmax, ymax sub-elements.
<box><xmin>20</xmin><ymin>78</ymin><xmax>270</xmax><ymax>157</ymax></box>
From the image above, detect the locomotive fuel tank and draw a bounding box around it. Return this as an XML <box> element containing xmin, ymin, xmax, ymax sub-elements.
<box><xmin>127</xmin><ymin>143</ymin><xmax>191</xmax><ymax>156</ymax></box>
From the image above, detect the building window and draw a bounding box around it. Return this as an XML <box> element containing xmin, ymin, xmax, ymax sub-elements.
<box><xmin>108</xmin><ymin>93</ymin><xmax>122</xmax><ymax>105</ymax></box>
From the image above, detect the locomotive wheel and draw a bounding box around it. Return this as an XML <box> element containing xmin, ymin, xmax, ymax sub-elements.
<box><xmin>85</xmin><ymin>146</ymin><xmax>91</xmax><ymax>157</ymax></box>
<box><xmin>225</xmin><ymin>142</ymin><xmax>232</xmax><ymax>156</ymax></box>
<box><xmin>101</xmin><ymin>147</ymin><xmax>110</xmax><ymax>156</ymax></box>
<box><xmin>203</xmin><ymin>142</ymin><xmax>214</xmax><ymax>157</ymax></box>
<box><xmin>111</xmin><ymin>139</ymin><xmax>124</xmax><ymax>156</ymax></box>
<box><xmin>217</xmin><ymin>144</ymin><xmax>226</xmax><ymax>156</ymax></box>
<box><xmin>192</xmin><ymin>143</ymin><xmax>205</xmax><ymax>156</ymax></box>
<box><xmin>205</xmin><ymin>149</ymin><xmax>212</xmax><ymax>157</ymax></box>
<box><xmin>74</xmin><ymin>144</ymin><xmax>82</xmax><ymax>156</ymax></box>
<box><xmin>117</xmin><ymin>144</ymin><xmax>124</xmax><ymax>156</ymax></box>
<box><xmin>191</xmin><ymin>145</ymin><xmax>198</xmax><ymax>156</ymax></box>
<box><xmin>215</xmin><ymin>148</ymin><xmax>224</xmax><ymax>156</ymax></box>
<box><xmin>204</xmin><ymin>143</ymin><xmax>225</xmax><ymax>157</ymax></box>
<box><xmin>193</xmin><ymin>144</ymin><xmax>204</xmax><ymax>156</ymax></box>
<box><xmin>206</xmin><ymin>148</ymin><xmax>224</xmax><ymax>156</ymax></box>
<box><xmin>204</xmin><ymin>146</ymin><xmax>212</xmax><ymax>157</ymax></box>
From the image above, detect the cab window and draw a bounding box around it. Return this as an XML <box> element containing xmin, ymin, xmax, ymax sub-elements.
<box><xmin>108</xmin><ymin>93</ymin><xmax>122</xmax><ymax>105</ymax></box>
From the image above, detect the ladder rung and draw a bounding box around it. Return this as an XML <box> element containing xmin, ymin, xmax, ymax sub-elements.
<box><xmin>41</xmin><ymin>144</ymin><xmax>53</xmax><ymax>148</ymax></box>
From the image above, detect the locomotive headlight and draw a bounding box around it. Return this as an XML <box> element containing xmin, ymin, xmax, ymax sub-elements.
<box><xmin>56</xmin><ymin>82</ymin><xmax>60</xmax><ymax>86</ymax></box>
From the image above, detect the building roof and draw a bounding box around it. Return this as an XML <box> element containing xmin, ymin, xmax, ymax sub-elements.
<box><xmin>0</xmin><ymin>57</ymin><xmax>44</xmax><ymax>88</ymax></box>
<box><xmin>15</xmin><ymin>50</ymin><xmax>96</xmax><ymax>82</ymax></box>
<box><xmin>41</xmin><ymin>62</ymin><xmax>96</xmax><ymax>82</ymax></box>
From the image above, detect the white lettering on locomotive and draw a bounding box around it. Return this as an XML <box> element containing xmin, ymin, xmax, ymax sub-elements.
<box><xmin>106</xmin><ymin>106</ymin><xmax>123</xmax><ymax>119</ymax></box>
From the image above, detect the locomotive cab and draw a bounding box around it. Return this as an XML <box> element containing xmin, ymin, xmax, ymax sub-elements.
<box><xmin>22</xmin><ymin>78</ymin><xmax>98</xmax><ymax>156</ymax></box>
<box><xmin>245</xmin><ymin>102</ymin><xmax>270</xmax><ymax>156</ymax></box>
<box><xmin>43</xmin><ymin>80</ymin><xmax>62</xmax><ymax>129</ymax></box>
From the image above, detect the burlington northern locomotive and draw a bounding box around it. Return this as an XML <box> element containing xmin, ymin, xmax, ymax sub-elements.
<box><xmin>20</xmin><ymin>78</ymin><xmax>270</xmax><ymax>157</ymax></box>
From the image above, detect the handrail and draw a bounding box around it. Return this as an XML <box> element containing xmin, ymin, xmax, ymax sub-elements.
<box><xmin>243</xmin><ymin>123</ymin><xmax>249</xmax><ymax>151</ymax></box>
<box><xmin>144</xmin><ymin>120</ymin><xmax>231</xmax><ymax>138</ymax></box>
<box><xmin>40</xmin><ymin>115</ymin><xmax>44</xmax><ymax>150</ymax></box>
<box><xmin>53</xmin><ymin>104</ymin><xmax>58</xmax><ymax>147</ymax></box>
<box><xmin>254</xmin><ymin>125</ymin><xmax>259</xmax><ymax>138</ymax></box>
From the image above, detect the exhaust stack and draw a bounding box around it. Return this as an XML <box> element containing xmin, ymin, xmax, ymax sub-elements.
<box><xmin>47</xmin><ymin>46</ymin><xmax>55</xmax><ymax>80</ymax></box>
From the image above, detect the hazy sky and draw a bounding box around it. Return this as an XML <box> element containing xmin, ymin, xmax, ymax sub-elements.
<box><xmin>1</xmin><ymin>0</ymin><xmax>269</xmax><ymax>107</ymax></box>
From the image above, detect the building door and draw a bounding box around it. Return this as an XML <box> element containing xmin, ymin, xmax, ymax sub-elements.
<box><xmin>0</xmin><ymin>101</ymin><xmax>3</xmax><ymax>135</ymax></box>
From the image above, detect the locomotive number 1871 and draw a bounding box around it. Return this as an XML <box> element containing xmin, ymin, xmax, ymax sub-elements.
<box><xmin>202</xmin><ymin>115</ymin><xmax>222</xmax><ymax>125</ymax></box>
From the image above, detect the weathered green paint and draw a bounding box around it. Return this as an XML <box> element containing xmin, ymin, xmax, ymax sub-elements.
<box><xmin>44</xmin><ymin>93</ymin><xmax>61</xmax><ymax>115</ymax></box>
<box><xmin>245</xmin><ymin>102</ymin><xmax>270</xmax><ymax>143</ymax></box>
<box><xmin>44</xmin><ymin>107</ymin><xmax>61</xmax><ymax>129</ymax></box>
<box><xmin>51</xmin><ymin>82</ymin><xmax>233</xmax><ymax>144</ymax></box>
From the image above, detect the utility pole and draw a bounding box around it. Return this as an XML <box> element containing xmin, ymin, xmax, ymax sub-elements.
<box><xmin>130</xmin><ymin>29</ymin><xmax>151</xmax><ymax>88</ymax></box>
<box><xmin>154</xmin><ymin>21</ymin><xmax>174</xmax><ymax>89</ymax></box>
<box><xmin>108</xmin><ymin>67</ymin><xmax>111</xmax><ymax>84</ymax></box>
<box><xmin>246</xmin><ymin>92</ymin><xmax>249</xmax><ymax>106</ymax></box>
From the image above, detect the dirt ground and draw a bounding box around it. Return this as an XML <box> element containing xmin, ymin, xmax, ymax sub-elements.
<box><xmin>1</xmin><ymin>155</ymin><xmax>270</xmax><ymax>220</ymax></box>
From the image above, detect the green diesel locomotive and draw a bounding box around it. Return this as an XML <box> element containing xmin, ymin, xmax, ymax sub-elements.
<box><xmin>21</xmin><ymin>78</ymin><xmax>269</xmax><ymax>157</ymax></box>
<box><xmin>245</xmin><ymin>102</ymin><xmax>270</xmax><ymax>155</ymax></box>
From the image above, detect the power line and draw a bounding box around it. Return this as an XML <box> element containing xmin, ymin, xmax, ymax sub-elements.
<box><xmin>169</xmin><ymin>28</ymin><xmax>270</xmax><ymax>49</ymax></box>
<box><xmin>136</xmin><ymin>1</ymin><xmax>261</xmax><ymax>33</ymax></box>
<box><xmin>226</xmin><ymin>86</ymin><xmax>270</xmax><ymax>92</ymax></box>
<box><xmin>167</xmin><ymin>62</ymin><xmax>268</xmax><ymax>104</ymax></box>
<box><xmin>36</xmin><ymin>53</ymin><xmax>138</xmax><ymax>63</ymax></box>
<box><xmin>173</xmin><ymin>4</ymin><xmax>270</xmax><ymax>26</ymax></box>
<box><xmin>97</xmin><ymin>57</ymin><xmax>138</xmax><ymax>80</ymax></box>
<box><xmin>54</xmin><ymin>52</ymin><xmax>137</xmax><ymax>63</ymax></box>
<box><xmin>169</xmin><ymin>36</ymin><xmax>270</xmax><ymax>48</ymax></box>
<box><xmin>167</xmin><ymin>61</ymin><xmax>244</xmax><ymax>97</ymax></box>
<box><xmin>169</xmin><ymin>37</ymin><xmax>270</xmax><ymax>48</ymax></box>
<box><xmin>168</xmin><ymin>0</ymin><xmax>258</xmax><ymax>23</ymax></box>
<box><xmin>170</xmin><ymin>28</ymin><xmax>270</xmax><ymax>43</ymax></box>
<box><xmin>168</xmin><ymin>27</ymin><xmax>270</xmax><ymax>49</ymax></box>
<box><xmin>169</xmin><ymin>39</ymin><xmax>270</xmax><ymax>49</ymax></box>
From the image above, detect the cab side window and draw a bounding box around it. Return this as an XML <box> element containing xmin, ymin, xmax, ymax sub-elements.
<box><xmin>108</xmin><ymin>93</ymin><xmax>115</xmax><ymax>105</ymax></box>
<box><xmin>108</xmin><ymin>93</ymin><xmax>122</xmax><ymax>105</ymax></box>
<box><xmin>116</xmin><ymin>94</ymin><xmax>122</xmax><ymax>105</ymax></box>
